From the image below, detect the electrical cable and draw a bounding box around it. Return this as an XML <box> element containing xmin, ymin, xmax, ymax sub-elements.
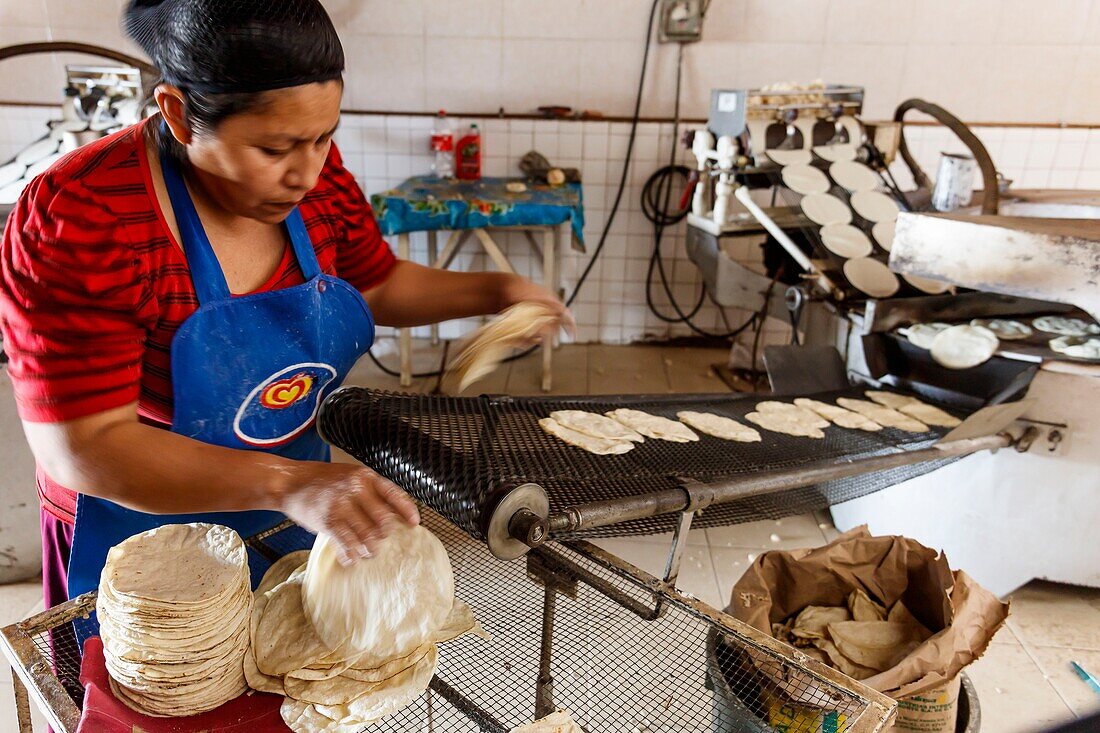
<box><xmin>370</xmin><ymin>0</ymin><xmax>665</xmax><ymax>379</ymax></box>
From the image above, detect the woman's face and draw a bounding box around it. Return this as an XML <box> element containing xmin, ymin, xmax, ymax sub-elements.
<box><xmin>172</xmin><ymin>81</ymin><xmax>343</xmax><ymax>224</ymax></box>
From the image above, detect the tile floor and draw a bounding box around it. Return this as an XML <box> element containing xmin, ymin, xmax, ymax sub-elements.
<box><xmin>2</xmin><ymin>342</ymin><xmax>1099</xmax><ymax>732</ymax></box>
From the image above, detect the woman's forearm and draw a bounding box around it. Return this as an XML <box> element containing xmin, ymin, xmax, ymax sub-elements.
<box><xmin>363</xmin><ymin>261</ymin><xmax>509</xmax><ymax>327</ymax></box>
<box><xmin>25</xmin><ymin>408</ymin><xmax>298</xmax><ymax>515</ymax></box>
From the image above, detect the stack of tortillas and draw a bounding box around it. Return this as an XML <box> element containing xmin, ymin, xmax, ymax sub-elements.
<box><xmin>245</xmin><ymin>524</ymin><xmax>487</xmax><ymax>732</ymax></box>
<box><xmin>442</xmin><ymin>302</ymin><xmax>560</xmax><ymax>393</ymax></box>
<box><xmin>97</xmin><ymin>523</ymin><xmax>252</xmax><ymax>716</ymax></box>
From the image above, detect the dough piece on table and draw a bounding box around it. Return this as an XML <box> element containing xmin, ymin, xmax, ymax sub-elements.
<box><xmin>781</xmin><ymin>164</ymin><xmax>831</xmax><ymax>195</ymax></box>
<box><xmin>844</xmin><ymin>257</ymin><xmax>900</xmax><ymax>298</ymax></box>
<box><xmin>1032</xmin><ymin>316</ymin><xmax>1100</xmax><ymax>337</ymax></box>
<box><xmin>511</xmin><ymin>710</ymin><xmax>584</xmax><ymax>732</ymax></box>
<box><xmin>1049</xmin><ymin>336</ymin><xmax>1100</xmax><ymax>360</ymax></box>
<box><xmin>801</xmin><ymin>193</ymin><xmax>852</xmax><ymax>226</ymax></box>
<box><xmin>836</xmin><ymin>398</ymin><xmax>929</xmax><ymax>433</ymax></box>
<box><xmin>442</xmin><ymin>302</ymin><xmax>560</xmax><ymax>393</ymax></box>
<box><xmin>971</xmin><ymin>318</ymin><xmax>1032</xmax><ymax>340</ymax></box>
<box><xmin>930</xmin><ymin>325</ymin><xmax>999</xmax><ymax>369</ymax></box>
<box><xmin>303</xmin><ymin>525</ymin><xmax>455</xmax><ymax>666</ymax></box>
<box><xmin>605</xmin><ymin>408</ymin><xmax>699</xmax><ymax>442</ymax></box>
<box><xmin>539</xmin><ymin>417</ymin><xmax>634</xmax><ymax>455</ymax></box>
<box><xmin>755</xmin><ymin>401</ymin><xmax>829</xmax><ymax>429</ymax></box>
<box><xmin>905</xmin><ymin>322</ymin><xmax>950</xmax><ymax>349</ymax></box>
<box><xmin>676</xmin><ymin>411</ymin><xmax>761</xmax><ymax>442</ymax></box>
<box><xmin>820</xmin><ymin>223</ymin><xmax>873</xmax><ymax>259</ymax></box>
<box><xmin>794</xmin><ymin>398</ymin><xmax>882</xmax><ymax>431</ymax></box>
<box><xmin>745</xmin><ymin>410</ymin><xmax>825</xmax><ymax>439</ymax></box>
<box><xmin>549</xmin><ymin>410</ymin><xmax>644</xmax><ymax>442</ymax></box>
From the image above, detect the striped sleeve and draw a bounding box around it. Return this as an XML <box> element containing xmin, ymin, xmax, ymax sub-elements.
<box><xmin>0</xmin><ymin>172</ymin><xmax>154</xmax><ymax>422</ymax></box>
<box><xmin>322</xmin><ymin>145</ymin><xmax>397</xmax><ymax>291</ymax></box>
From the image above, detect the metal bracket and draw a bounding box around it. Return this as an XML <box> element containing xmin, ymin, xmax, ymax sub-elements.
<box><xmin>1013</xmin><ymin>418</ymin><xmax>1069</xmax><ymax>456</ymax></box>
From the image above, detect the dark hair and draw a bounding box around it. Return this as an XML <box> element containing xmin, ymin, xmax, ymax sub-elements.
<box><xmin>124</xmin><ymin>0</ymin><xmax>344</xmax><ymax>163</ymax></box>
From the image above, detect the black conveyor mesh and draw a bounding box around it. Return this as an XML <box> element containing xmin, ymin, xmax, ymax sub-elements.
<box><xmin>318</xmin><ymin>387</ymin><xmax>964</xmax><ymax>539</ymax></box>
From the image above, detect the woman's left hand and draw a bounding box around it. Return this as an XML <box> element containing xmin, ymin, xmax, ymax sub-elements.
<box><xmin>497</xmin><ymin>274</ymin><xmax>576</xmax><ymax>341</ymax></box>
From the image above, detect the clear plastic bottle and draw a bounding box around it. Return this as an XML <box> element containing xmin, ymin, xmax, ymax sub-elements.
<box><xmin>430</xmin><ymin>110</ymin><xmax>455</xmax><ymax>178</ymax></box>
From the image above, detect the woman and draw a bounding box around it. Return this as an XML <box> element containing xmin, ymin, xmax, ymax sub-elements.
<box><xmin>0</xmin><ymin>0</ymin><xmax>570</xmax><ymax>611</ymax></box>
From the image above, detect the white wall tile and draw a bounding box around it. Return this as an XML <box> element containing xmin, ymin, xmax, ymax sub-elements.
<box><xmin>423</xmin><ymin>0</ymin><xmax>503</xmax><ymax>38</ymax></box>
<box><xmin>995</xmin><ymin>0</ymin><xmax>1092</xmax><ymax>44</ymax></box>
<box><xmin>424</xmin><ymin>37</ymin><xmax>503</xmax><ymax>112</ymax></box>
<box><xmin>502</xmin><ymin>0</ymin><xmax>580</xmax><ymax>39</ymax></box>
<box><xmin>742</xmin><ymin>0</ymin><xmax>830</xmax><ymax>43</ymax></box>
<box><xmin>343</xmin><ymin>35</ymin><xmax>426</xmax><ymax>111</ymax></box>
<box><xmin>500</xmin><ymin>39</ymin><xmax>580</xmax><ymax>115</ymax></box>
<box><xmin>825</xmin><ymin>0</ymin><xmax>915</xmax><ymax>45</ymax></box>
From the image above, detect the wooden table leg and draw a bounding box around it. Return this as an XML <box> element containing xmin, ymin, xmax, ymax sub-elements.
<box><xmin>473</xmin><ymin>229</ymin><xmax>516</xmax><ymax>274</ymax></box>
<box><xmin>427</xmin><ymin>230</ymin><xmax>439</xmax><ymax>346</ymax></box>
<box><xmin>542</xmin><ymin>226</ymin><xmax>555</xmax><ymax>392</ymax></box>
<box><xmin>397</xmin><ymin>233</ymin><xmax>412</xmax><ymax>387</ymax></box>
<box><xmin>12</xmin><ymin>672</ymin><xmax>33</xmax><ymax>733</ymax></box>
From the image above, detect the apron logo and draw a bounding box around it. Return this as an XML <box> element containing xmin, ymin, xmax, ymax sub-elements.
<box><xmin>260</xmin><ymin>373</ymin><xmax>314</xmax><ymax>409</ymax></box>
<box><xmin>233</xmin><ymin>363</ymin><xmax>337</xmax><ymax>447</ymax></box>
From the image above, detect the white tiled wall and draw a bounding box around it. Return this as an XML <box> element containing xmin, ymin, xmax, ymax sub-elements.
<box><xmin>3</xmin><ymin>0</ymin><xmax>1100</xmax><ymax>124</ymax></box>
<box><xmin>3</xmin><ymin>103</ymin><xmax>1100</xmax><ymax>346</ymax></box>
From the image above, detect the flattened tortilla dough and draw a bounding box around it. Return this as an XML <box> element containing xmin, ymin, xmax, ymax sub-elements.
<box><xmin>549</xmin><ymin>410</ymin><xmax>644</xmax><ymax>442</ymax></box>
<box><xmin>812</xmin><ymin>143</ymin><xmax>858</xmax><ymax>162</ymax></box>
<box><xmin>801</xmin><ymin>193</ymin><xmax>852</xmax><ymax>226</ymax></box>
<box><xmin>793</xmin><ymin>398</ymin><xmax>882</xmax><ymax>431</ymax></box>
<box><xmin>836</xmin><ymin>398</ymin><xmax>929</xmax><ymax>433</ymax></box>
<box><xmin>829</xmin><ymin>160</ymin><xmax>878</xmax><ymax>192</ymax></box>
<box><xmin>971</xmin><ymin>318</ymin><xmax>1032</xmax><ymax>340</ymax></box>
<box><xmin>1050</xmin><ymin>335</ymin><xmax>1100</xmax><ymax>360</ymax></box>
<box><xmin>605</xmin><ymin>408</ymin><xmax>699</xmax><ymax>442</ymax></box>
<box><xmin>819</xmin><ymin>223</ymin><xmax>873</xmax><ymax>259</ymax></box>
<box><xmin>871</xmin><ymin>220</ymin><xmax>895</xmax><ymax>251</ymax></box>
<box><xmin>930</xmin><ymin>325</ymin><xmax>999</xmax><ymax>369</ymax></box>
<box><xmin>676</xmin><ymin>411</ymin><xmax>761</xmax><ymax>442</ymax></box>
<box><xmin>745</xmin><ymin>410</ymin><xmax>825</xmax><ymax>439</ymax></box>
<box><xmin>765</xmin><ymin>148</ymin><xmax>812</xmax><ymax>166</ymax></box>
<box><xmin>1032</xmin><ymin>316</ymin><xmax>1100</xmax><ymax>337</ymax></box>
<box><xmin>906</xmin><ymin>322</ymin><xmax>950</xmax><ymax>350</ymax></box>
<box><xmin>442</xmin><ymin>302</ymin><xmax>560</xmax><ymax>393</ymax></box>
<box><xmin>898</xmin><ymin>400</ymin><xmax>961</xmax><ymax>428</ymax></box>
<box><xmin>902</xmin><ymin>273</ymin><xmax>952</xmax><ymax>295</ymax></box>
<box><xmin>843</xmin><ymin>257</ymin><xmax>899</xmax><ymax>298</ymax></box>
<box><xmin>511</xmin><ymin>710</ymin><xmax>584</xmax><ymax>732</ymax></box>
<box><xmin>539</xmin><ymin>417</ymin><xmax>634</xmax><ymax>454</ymax></box>
<box><xmin>850</xmin><ymin>190</ymin><xmax>900</xmax><ymax>223</ymax></box>
<box><xmin>781</xmin><ymin>164</ymin><xmax>831</xmax><ymax>195</ymax></box>
<box><xmin>755</xmin><ymin>401</ymin><xmax>829</xmax><ymax>429</ymax></box>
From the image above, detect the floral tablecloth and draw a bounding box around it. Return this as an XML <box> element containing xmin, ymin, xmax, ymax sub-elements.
<box><xmin>370</xmin><ymin>176</ymin><xmax>585</xmax><ymax>250</ymax></box>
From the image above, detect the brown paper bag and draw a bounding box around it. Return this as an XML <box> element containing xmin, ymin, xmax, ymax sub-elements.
<box><xmin>894</xmin><ymin>676</ymin><xmax>962</xmax><ymax>732</ymax></box>
<box><xmin>725</xmin><ymin>526</ymin><xmax>1007</xmax><ymax>730</ymax></box>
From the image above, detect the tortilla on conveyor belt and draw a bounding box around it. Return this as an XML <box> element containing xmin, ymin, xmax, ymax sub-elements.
<box><xmin>246</xmin><ymin>527</ymin><xmax>487</xmax><ymax>732</ymax></box>
<box><xmin>1050</xmin><ymin>335</ymin><xmax>1100</xmax><ymax>360</ymax></box>
<box><xmin>793</xmin><ymin>398</ymin><xmax>882</xmax><ymax>431</ymax></box>
<box><xmin>676</xmin><ymin>411</ymin><xmax>761</xmax><ymax>442</ymax></box>
<box><xmin>930</xmin><ymin>324</ymin><xmax>999</xmax><ymax>369</ymax></box>
<box><xmin>549</xmin><ymin>410</ymin><xmax>644</xmax><ymax>442</ymax></box>
<box><xmin>905</xmin><ymin>322</ymin><xmax>950</xmax><ymax>349</ymax></box>
<box><xmin>971</xmin><ymin>318</ymin><xmax>1032</xmax><ymax>340</ymax></box>
<box><xmin>539</xmin><ymin>417</ymin><xmax>635</xmax><ymax>454</ymax></box>
<box><xmin>441</xmin><ymin>302</ymin><xmax>560</xmax><ymax>393</ymax></box>
<box><xmin>865</xmin><ymin>391</ymin><xmax>960</xmax><ymax>427</ymax></box>
<box><xmin>745</xmin><ymin>410</ymin><xmax>826</xmax><ymax>439</ymax></box>
<box><xmin>605</xmin><ymin>408</ymin><xmax>699</xmax><ymax>442</ymax></box>
<box><xmin>756</xmin><ymin>400</ymin><xmax>830</xmax><ymax>429</ymax></box>
<box><xmin>97</xmin><ymin>523</ymin><xmax>252</xmax><ymax>717</ymax></box>
<box><xmin>836</xmin><ymin>398</ymin><xmax>929</xmax><ymax>433</ymax></box>
<box><xmin>1032</xmin><ymin>315</ymin><xmax>1100</xmax><ymax>337</ymax></box>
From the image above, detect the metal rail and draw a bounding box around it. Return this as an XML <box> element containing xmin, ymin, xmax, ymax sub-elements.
<box><xmin>546</xmin><ymin>433</ymin><xmax>1011</xmax><ymax>535</ymax></box>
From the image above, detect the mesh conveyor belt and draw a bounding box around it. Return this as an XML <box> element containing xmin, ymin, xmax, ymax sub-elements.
<box><xmin>318</xmin><ymin>387</ymin><xmax>964</xmax><ymax>538</ymax></box>
<box><xmin>24</xmin><ymin>513</ymin><xmax>887</xmax><ymax>732</ymax></box>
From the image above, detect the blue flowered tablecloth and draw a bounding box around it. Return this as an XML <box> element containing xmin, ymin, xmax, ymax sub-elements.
<box><xmin>370</xmin><ymin>176</ymin><xmax>585</xmax><ymax>250</ymax></box>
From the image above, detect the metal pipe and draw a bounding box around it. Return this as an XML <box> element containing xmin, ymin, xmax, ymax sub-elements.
<box><xmin>549</xmin><ymin>434</ymin><xmax>1011</xmax><ymax>534</ymax></box>
<box><xmin>734</xmin><ymin>185</ymin><xmax>815</xmax><ymax>273</ymax></box>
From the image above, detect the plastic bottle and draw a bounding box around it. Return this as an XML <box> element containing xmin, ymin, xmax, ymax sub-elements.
<box><xmin>430</xmin><ymin>110</ymin><xmax>455</xmax><ymax>178</ymax></box>
<box><xmin>455</xmin><ymin>123</ymin><xmax>482</xmax><ymax>181</ymax></box>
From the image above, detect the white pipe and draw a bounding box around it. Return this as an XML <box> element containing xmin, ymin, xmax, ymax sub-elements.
<box><xmin>733</xmin><ymin>185</ymin><xmax>816</xmax><ymax>274</ymax></box>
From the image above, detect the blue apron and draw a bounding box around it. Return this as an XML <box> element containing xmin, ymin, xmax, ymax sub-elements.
<box><xmin>66</xmin><ymin>149</ymin><xmax>376</xmax><ymax>604</ymax></box>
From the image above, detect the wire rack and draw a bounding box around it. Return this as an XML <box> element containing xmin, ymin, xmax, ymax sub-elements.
<box><xmin>318</xmin><ymin>387</ymin><xmax>962</xmax><ymax>539</ymax></box>
<box><xmin>3</xmin><ymin>511</ymin><xmax>896</xmax><ymax>733</ymax></box>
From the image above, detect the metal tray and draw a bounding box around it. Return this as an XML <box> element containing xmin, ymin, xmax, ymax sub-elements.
<box><xmin>2</xmin><ymin>511</ymin><xmax>896</xmax><ymax>733</ymax></box>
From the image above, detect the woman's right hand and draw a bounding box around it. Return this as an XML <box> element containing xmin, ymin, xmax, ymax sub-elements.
<box><xmin>277</xmin><ymin>461</ymin><xmax>420</xmax><ymax>565</ymax></box>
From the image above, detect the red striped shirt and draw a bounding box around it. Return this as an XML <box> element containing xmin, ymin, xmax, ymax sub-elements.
<box><xmin>0</xmin><ymin>118</ymin><xmax>396</xmax><ymax>522</ymax></box>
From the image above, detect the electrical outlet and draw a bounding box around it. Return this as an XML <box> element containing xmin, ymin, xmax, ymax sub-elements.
<box><xmin>659</xmin><ymin>0</ymin><xmax>705</xmax><ymax>43</ymax></box>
